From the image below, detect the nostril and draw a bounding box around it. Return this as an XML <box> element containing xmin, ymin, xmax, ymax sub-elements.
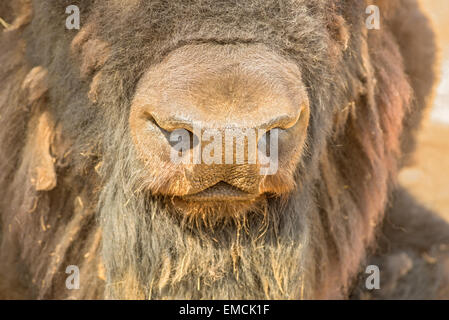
<box><xmin>143</xmin><ymin>112</ymin><xmax>169</xmax><ymax>133</ymax></box>
<box><xmin>145</xmin><ymin>113</ymin><xmax>165</xmax><ymax>132</ymax></box>
<box><xmin>144</xmin><ymin>112</ymin><xmax>199</xmax><ymax>149</ymax></box>
<box><xmin>263</xmin><ymin>116</ymin><xmax>295</xmax><ymax>134</ymax></box>
<box><xmin>144</xmin><ymin>112</ymin><xmax>195</xmax><ymax>134</ymax></box>
<box><xmin>264</xmin><ymin>105</ymin><xmax>305</xmax><ymax>132</ymax></box>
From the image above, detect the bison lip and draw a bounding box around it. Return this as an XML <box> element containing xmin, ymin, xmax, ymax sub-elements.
<box><xmin>182</xmin><ymin>181</ymin><xmax>258</xmax><ymax>201</ymax></box>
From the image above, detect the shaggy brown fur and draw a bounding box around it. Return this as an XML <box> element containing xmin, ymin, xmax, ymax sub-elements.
<box><xmin>0</xmin><ymin>0</ymin><xmax>448</xmax><ymax>299</ymax></box>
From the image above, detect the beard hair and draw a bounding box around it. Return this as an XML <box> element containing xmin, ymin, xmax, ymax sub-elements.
<box><xmin>98</xmin><ymin>121</ymin><xmax>322</xmax><ymax>299</ymax></box>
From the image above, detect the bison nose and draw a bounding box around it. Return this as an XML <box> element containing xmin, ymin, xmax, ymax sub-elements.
<box><xmin>129</xmin><ymin>44</ymin><xmax>311</xmax><ymax>197</ymax></box>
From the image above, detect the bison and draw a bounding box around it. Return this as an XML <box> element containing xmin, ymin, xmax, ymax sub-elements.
<box><xmin>0</xmin><ymin>0</ymin><xmax>448</xmax><ymax>299</ymax></box>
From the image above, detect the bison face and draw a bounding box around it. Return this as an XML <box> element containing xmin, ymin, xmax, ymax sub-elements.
<box><xmin>129</xmin><ymin>44</ymin><xmax>309</xmax><ymax>219</ymax></box>
<box><xmin>3</xmin><ymin>0</ymin><xmax>437</xmax><ymax>300</ymax></box>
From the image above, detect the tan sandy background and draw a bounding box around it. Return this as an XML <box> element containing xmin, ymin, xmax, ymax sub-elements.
<box><xmin>399</xmin><ymin>1</ymin><xmax>449</xmax><ymax>220</ymax></box>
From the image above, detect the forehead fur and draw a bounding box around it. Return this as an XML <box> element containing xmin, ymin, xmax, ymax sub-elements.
<box><xmin>24</xmin><ymin>0</ymin><xmax>365</xmax><ymax>155</ymax></box>
<box><xmin>30</xmin><ymin>0</ymin><xmax>363</xmax><ymax>83</ymax></box>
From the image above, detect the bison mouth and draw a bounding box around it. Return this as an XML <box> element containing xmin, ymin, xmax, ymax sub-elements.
<box><xmin>169</xmin><ymin>180</ymin><xmax>266</xmax><ymax>223</ymax></box>
<box><xmin>182</xmin><ymin>181</ymin><xmax>258</xmax><ymax>202</ymax></box>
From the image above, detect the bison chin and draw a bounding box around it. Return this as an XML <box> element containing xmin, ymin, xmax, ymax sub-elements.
<box><xmin>169</xmin><ymin>196</ymin><xmax>269</xmax><ymax>228</ymax></box>
<box><xmin>98</xmin><ymin>140</ymin><xmax>318</xmax><ymax>299</ymax></box>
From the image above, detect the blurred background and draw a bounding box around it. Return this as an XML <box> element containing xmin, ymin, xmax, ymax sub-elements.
<box><xmin>399</xmin><ymin>0</ymin><xmax>449</xmax><ymax>220</ymax></box>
